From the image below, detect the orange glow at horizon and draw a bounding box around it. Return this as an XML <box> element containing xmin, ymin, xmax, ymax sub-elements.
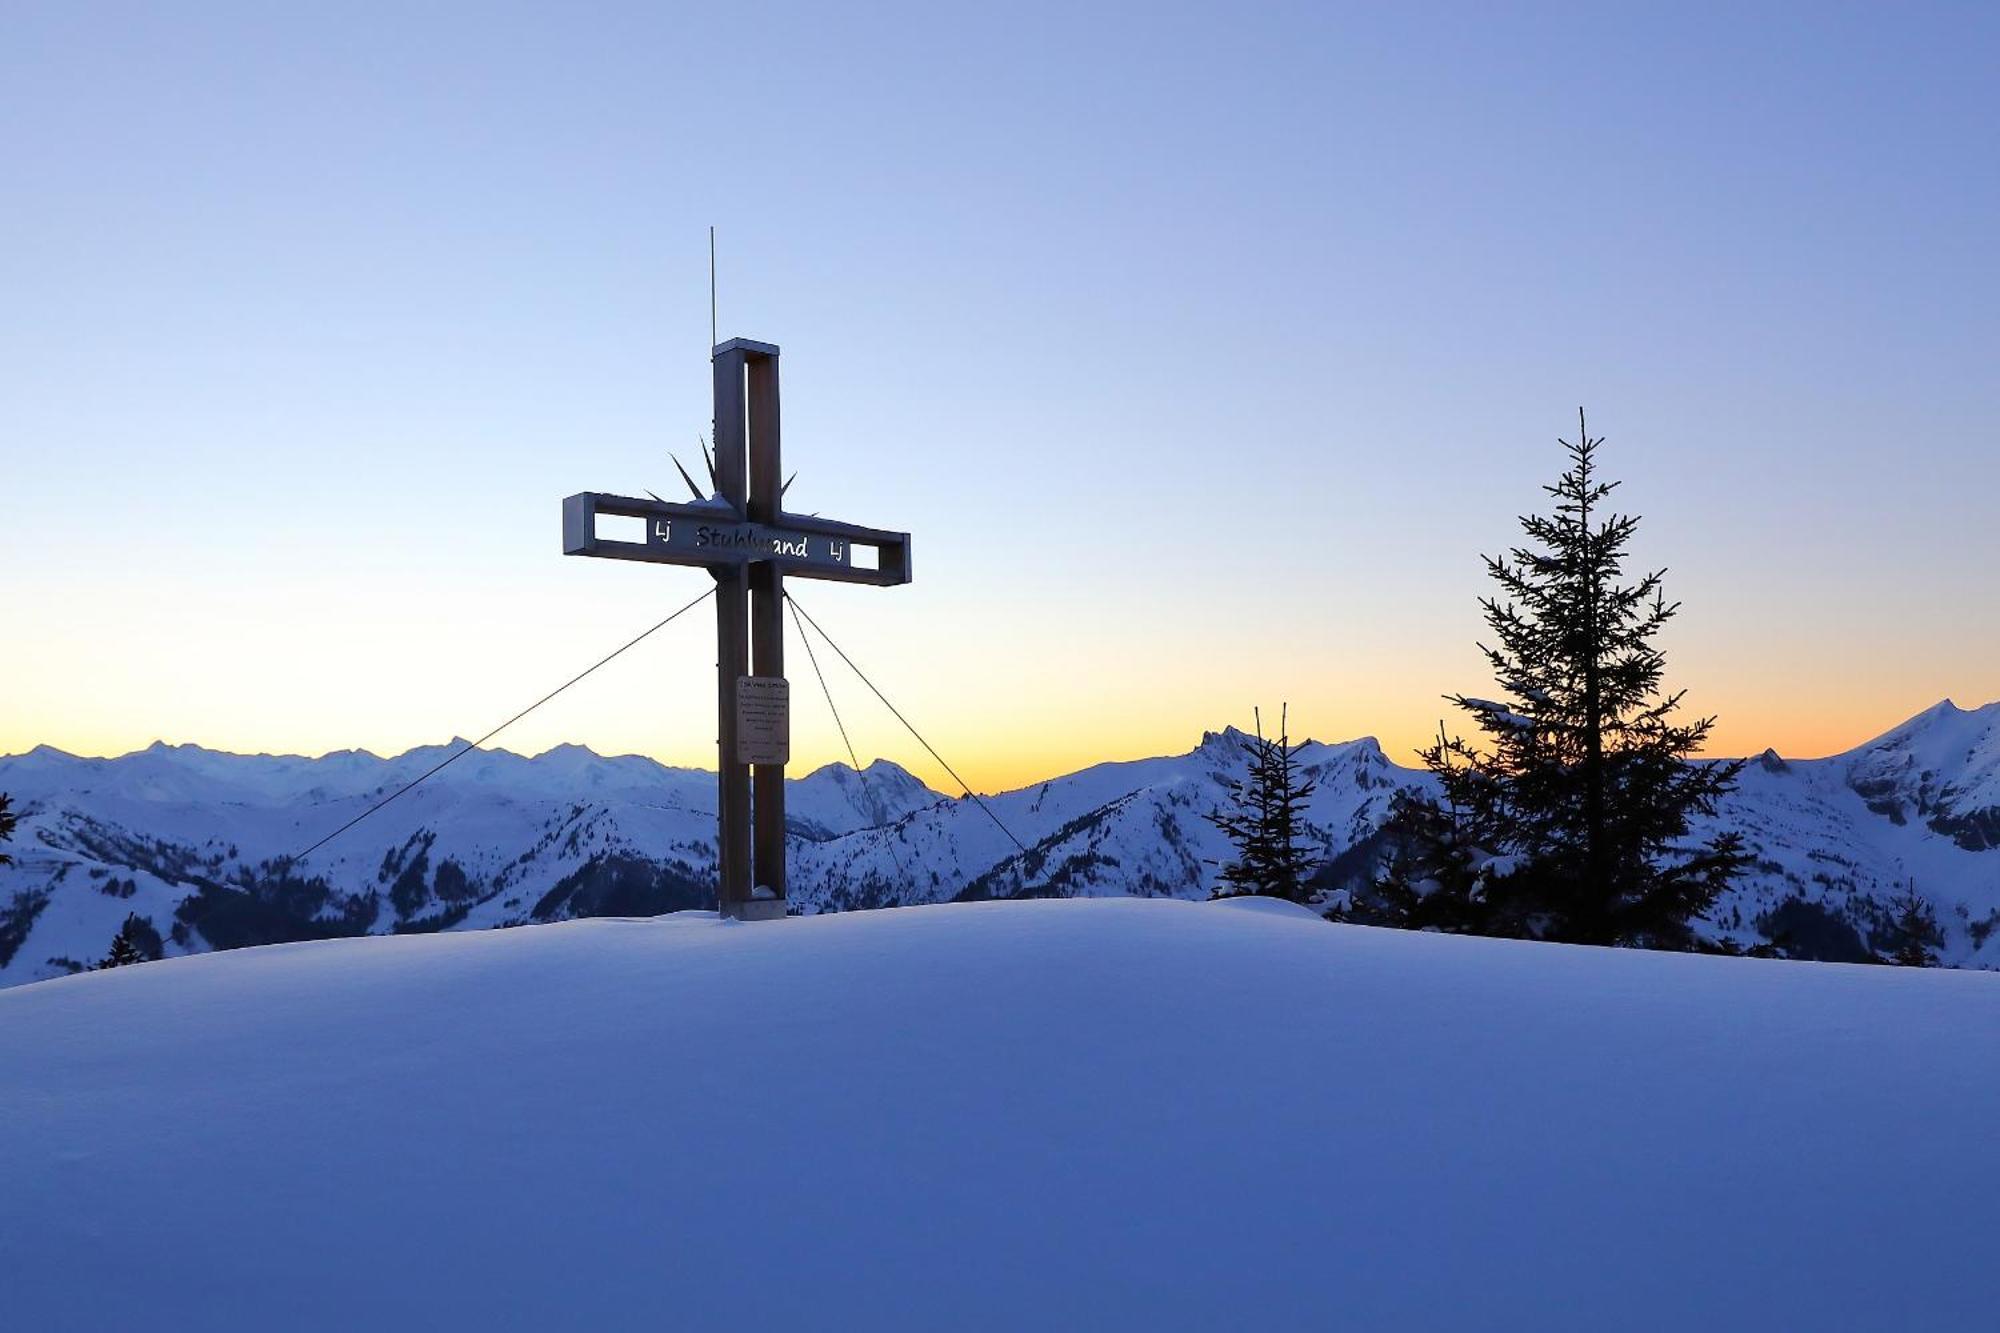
<box><xmin>5</xmin><ymin>685</ymin><xmax>1978</xmax><ymax>798</ymax></box>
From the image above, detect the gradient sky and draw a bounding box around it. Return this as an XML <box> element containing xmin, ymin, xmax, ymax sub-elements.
<box><xmin>5</xmin><ymin>2</ymin><xmax>1998</xmax><ymax>793</ymax></box>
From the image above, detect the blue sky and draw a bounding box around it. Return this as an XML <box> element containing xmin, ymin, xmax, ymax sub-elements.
<box><xmin>5</xmin><ymin>2</ymin><xmax>1997</xmax><ymax>789</ymax></box>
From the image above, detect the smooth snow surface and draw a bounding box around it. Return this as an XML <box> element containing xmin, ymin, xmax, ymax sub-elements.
<box><xmin>4</xmin><ymin>898</ymin><xmax>1997</xmax><ymax>1330</ymax></box>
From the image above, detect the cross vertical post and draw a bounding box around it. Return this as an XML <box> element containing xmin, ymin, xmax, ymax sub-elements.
<box><xmin>747</xmin><ymin>349</ymin><xmax>786</xmax><ymax>905</ymax></box>
<box><xmin>711</xmin><ymin>342</ymin><xmax>753</xmax><ymax>912</ymax></box>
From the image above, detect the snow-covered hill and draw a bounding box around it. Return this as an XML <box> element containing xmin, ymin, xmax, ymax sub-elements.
<box><xmin>2</xmin><ymin>898</ymin><xmax>1995</xmax><ymax>1330</ymax></box>
<box><xmin>4</xmin><ymin>700</ymin><xmax>2000</xmax><ymax>984</ymax></box>
<box><xmin>1696</xmin><ymin>701</ymin><xmax>2000</xmax><ymax>963</ymax></box>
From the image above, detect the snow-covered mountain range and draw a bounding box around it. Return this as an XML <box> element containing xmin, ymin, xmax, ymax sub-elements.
<box><xmin>5</xmin><ymin>698</ymin><xmax>1999</xmax><ymax>985</ymax></box>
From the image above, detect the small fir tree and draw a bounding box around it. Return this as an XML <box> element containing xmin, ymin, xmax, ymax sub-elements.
<box><xmin>1373</xmin><ymin>411</ymin><xmax>1747</xmax><ymax>948</ymax></box>
<box><xmin>1347</xmin><ymin>724</ymin><xmax>1494</xmax><ymax>931</ymax></box>
<box><xmin>100</xmin><ymin>928</ymin><xmax>146</xmax><ymax>969</ymax></box>
<box><xmin>1206</xmin><ymin>705</ymin><xmax>1321</xmax><ymax>903</ymax></box>
<box><xmin>98</xmin><ymin>913</ymin><xmax>158</xmax><ymax>970</ymax></box>
<box><xmin>1883</xmin><ymin>882</ymin><xmax>1941</xmax><ymax>967</ymax></box>
<box><xmin>0</xmin><ymin>792</ymin><xmax>16</xmax><ymax>867</ymax></box>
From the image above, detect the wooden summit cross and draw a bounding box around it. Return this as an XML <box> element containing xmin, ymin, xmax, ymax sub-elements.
<box><xmin>562</xmin><ymin>338</ymin><xmax>912</xmax><ymax>920</ymax></box>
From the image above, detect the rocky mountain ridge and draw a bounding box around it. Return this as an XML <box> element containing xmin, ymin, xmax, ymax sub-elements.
<box><xmin>4</xmin><ymin>700</ymin><xmax>1998</xmax><ymax>984</ymax></box>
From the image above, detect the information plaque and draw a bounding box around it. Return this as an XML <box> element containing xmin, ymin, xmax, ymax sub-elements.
<box><xmin>736</xmin><ymin>676</ymin><xmax>790</xmax><ymax>765</ymax></box>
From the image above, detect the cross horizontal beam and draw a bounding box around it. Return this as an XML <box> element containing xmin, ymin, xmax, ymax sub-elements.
<box><xmin>562</xmin><ymin>491</ymin><xmax>912</xmax><ymax>586</ymax></box>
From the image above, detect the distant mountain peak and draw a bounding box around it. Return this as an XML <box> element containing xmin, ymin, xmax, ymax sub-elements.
<box><xmin>1908</xmin><ymin>697</ymin><xmax>2000</xmax><ymax>727</ymax></box>
<box><xmin>534</xmin><ymin>742</ymin><xmax>605</xmax><ymax>759</ymax></box>
<box><xmin>1845</xmin><ymin>698</ymin><xmax>2000</xmax><ymax>758</ymax></box>
<box><xmin>860</xmin><ymin>757</ymin><xmax>921</xmax><ymax>782</ymax></box>
<box><xmin>21</xmin><ymin>744</ymin><xmax>81</xmax><ymax>761</ymax></box>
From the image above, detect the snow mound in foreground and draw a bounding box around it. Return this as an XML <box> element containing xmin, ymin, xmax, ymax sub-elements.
<box><xmin>3</xmin><ymin>898</ymin><xmax>1996</xmax><ymax>1331</ymax></box>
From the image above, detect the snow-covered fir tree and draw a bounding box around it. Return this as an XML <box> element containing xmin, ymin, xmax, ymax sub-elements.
<box><xmin>1367</xmin><ymin>411</ymin><xmax>1746</xmax><ymax>948</ymax></box>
